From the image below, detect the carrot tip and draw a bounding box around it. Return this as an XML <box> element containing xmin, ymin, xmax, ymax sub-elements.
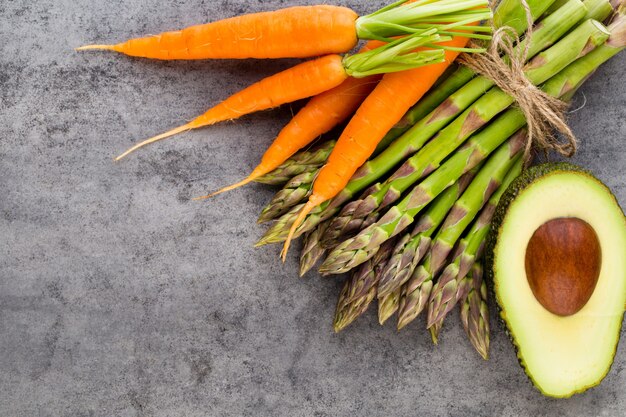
<box><xmin>75</xmin><ymin>44</ymin><xmax>117</xmax><ymax>52</ymax></box>
<box><xmin>115</xmin><ymin>123</ymin><xmax>194</xmax><ymax>161</ymax></box>
<box><xmin>193</xmin><ymin>176</ymin><xmax>258</xmax><ymax>201</ymax></box>
<box><xmin>192</xmin><ymin>195</ymin><xmax>211</xmax><ymax>201</ymax></box>
<box><xmin>280</xmin><ymin>200</ymin><xmax>317</xmax><ymax>263</ymax></box>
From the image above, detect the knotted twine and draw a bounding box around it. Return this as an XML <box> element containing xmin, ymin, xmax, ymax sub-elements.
<box><xmin>458</xmin><ymin>0</ymin><xmax>578</xmax><ymax>162</ymax></box>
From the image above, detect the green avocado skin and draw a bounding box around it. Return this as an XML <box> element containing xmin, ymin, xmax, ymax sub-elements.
<box><xmin>485</xmin><ymin>162</ymin><xmax>626</xmax><ymax>398</ymax></box>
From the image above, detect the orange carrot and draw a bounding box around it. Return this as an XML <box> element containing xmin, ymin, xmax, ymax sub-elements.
<box><xmin>281</xmin><ymin>35</ymin><xmax>474</xmax><ymax>260</ymax></box>
<box><xmin>115</xmin><ymin>54</ymin><xmax>349</xmax><ymax>160</ymax></box>
<box><xmin>115</xmin><ymin>29</ymin><xmax>449</xmax><ymax>161</ymax></box>
<box><xmin>200</xmin><ymin>75</ymin><xmax>382</xmax><ymax>198</ymax></box>
<box><xmin>199</xmin><ymin>42</ymin><xmax>385</xmax><ymax>198</ymax></box>
<box><xmin>77</xmin><ymin>6</ymin><xmax>359</xmax><ymax>60</ymax></box>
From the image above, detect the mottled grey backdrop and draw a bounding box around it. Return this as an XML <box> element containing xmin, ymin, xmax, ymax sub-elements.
<box><xmin>1</xmin><ymin>1</ymin><xmax>625</xmax><ymax>416</ymax></box>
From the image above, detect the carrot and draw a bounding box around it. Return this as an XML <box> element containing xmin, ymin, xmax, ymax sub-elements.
<box><xmin>77</xmin><ymin>6</ymin><xmax>359</xmax><ymax>60</ymax></box>
<box><xmin>198</xmin><ymin>75</ymin><xmax>382</xmax><ymax>198</ymax></box>
<box><xmin>115</xmin><ymin>54</ymin><xmax>350</xmax><ymax>160</ymax></box>
<box><xmin>281</xmin><ymin>35</ymin><xmax>475</xmax><ymax>260</ymax></box>
<box><xmin>115</xmin><ymin>31</ymin><xmax>450</xmax><ymax>161</ymax></box>
<box><xmin>76</xmin><ymin>1</ymin><xmax>492</xmax><ymax>61</ymax></box>
<box><xmin>198</xmin><ymin>42</ymin><xmax>385</xmax><ymax>198</ymax></box>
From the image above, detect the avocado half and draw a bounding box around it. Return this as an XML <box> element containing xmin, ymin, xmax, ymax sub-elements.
<box><xmin>486</xmin><ymin>163</ymin><xmax>626</xmax><ymax>398</ymax></box>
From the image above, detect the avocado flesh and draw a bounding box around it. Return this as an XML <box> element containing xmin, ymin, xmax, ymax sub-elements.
<box><xmin>490</xmin><ymin>164</ymin><xmax>626</xmax><ymax>398</ymax></box>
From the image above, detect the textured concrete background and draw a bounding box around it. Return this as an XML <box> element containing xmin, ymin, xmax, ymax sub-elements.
<box><xmin>1</xmin><ymin>1</ymin><xmax>625</xmax><ymax>416</ymax></box>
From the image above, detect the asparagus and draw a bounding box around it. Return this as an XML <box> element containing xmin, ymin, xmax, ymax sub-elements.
<box><xmin>255</xmin><ymin>140</ymin><xmax>334</xmax><ymax>186</ymax></box>
<box><xmin>334</xmin><ymin>284</ymin><xmax>377</xmax><ymax>333</ymax></box>
<box><xmin>378</xmin><ymin>287</ymin><xmax>403</xmax><ymax>325</ymax></box>
<box><xmin>333</xmin><ymin>238</ymin><xmax>397</xmax><ymax>331</ymax></box>
<box><xmin>397</xmin><ymin>266</ymin><xmax>432</xmax><ymax>330</ymax></box>
<box><xmin>546</xmin><ymin>0</ymin><xmax>612</xmax><ymax>20</ymax></box>
<box><xmin>494</xmin><ymin>0</ymin><xmax>559</xmax><ymax>34</ymax></box>
<box><xmin>460</xmin><ymin>264</ymin><xmax>490</xmax><ymax>360</ymax></box>
<box><xmin>456</xmin><ymin>271</ymin><xmax>474</xmax><ymax>306</ymax></box>
<box><xmin>426</xmin><ymin>157</ymin><xmax>524</xmax><ymax>334</ymax></box>
<box><xmin>299</xmin><ymin>220</ymin><xmax>330</xmax><ymax>277</ymax></box>
<box><xmin>319</xmin><ymin>19</ymin><xmax>611</xmax><ymax>275</ymax></box>
<box><xmin>548</xmin><ymin>4</ymin><xmax>626</xmax><ymax>102</ymax></box>
<box><xmin>583</xmin><ymin>0</ymin><xmax>615</xmax><ymax>21</ymax></box>
<box><xmin>258</xmin><ymin>170</ymin><xmax>316</xmax><ymax>224</ymax></box>
<box><xmin>257</xmin><ymin>0</ymin><xmax>571</xmax><ymax>246</ymax></box>
<box><xmin>545</xmin><ymin>0</ymin><xmax>575</xmax><ymax>16</ymax></box>
<box><xmin>335</xmin><ymin>238</ymin><xmax>398</xmax><ymax>309</ymax></box>
<box><xmin>319</xmin><ymin>16</ymin><xmax>608</xmax><ymax>248</ymax></box>
<box><xmin>430</xmin><ymin>321</ymin><xmax>444</xmax><ymax>345</ymax></box>
<box><xmin>396</xmin><ymin>137</ymin><xmax>524</xmax><ymax>330</ymax></box>
<box><xmin>376</xmin><ymin>168</ymin><xmax>479</xmax><ymax>299</ymax></box>
<box><xmin>315</xmin><ymin>113</ymin><xmax>517</xmax><ymax>275</ymax></box>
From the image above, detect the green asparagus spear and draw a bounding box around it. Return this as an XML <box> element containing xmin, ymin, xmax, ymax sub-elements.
<box><xmin>460</xmin><ymin>264</ymin><xmax>490</xmax><ymax>360</ymax></box>
<box><xmin>335</xmin><ymin>238</ymin><xmax>398</xmax><ymax>309</ymax></box>
<box><xmin>378</xmin><ymin>287</ymin><xmax>402</xmax><ymax>325</ymax></box>
<box><xmin>495</xmin><ymin>0</ymin><xmax>559</xmax><ymax>34</ymax></box>
<box><xmin>258</xmin><ymin>170</ymin><xmax>316</xmax><ymax>224</ymax></box>
<box><xmin>255</xmin><ymin>141</ymin><xmax>334</xmax><ymax>186</ymax></box>
<box><xmin>396</xmin><ymin>137</ymin><xmax>524</xmax><ymax>330</ymax></box>
<box><xmin>544</xmin><ymin>0</ymin><xmax>576</xmax><ymax>16</ymax></box>
<box><xmin>546</xmin><ymin>0</ymin><xmax>612</xmax><ymax>21</ymax></box>
<box><xmin>582</xmin><ymin>0</ymin><xmax>614</xmax><ymax>21</ymax></box>
<box><xmin>299</xmin><ymin>220</ymin><xmax>330</xmax><ymax>277</ymax></box>
<box><xmin>334</xmin><ymin>285</ymin><xmax>377</xmax><ymax>333</ymax></box>
<box><xmin>319</xmin><ymin>16</ymin><xmax>608</xmax><ymax>248</ymax></box>
<box><xmin>333</xmin><ymin>238</ymin><xmax>397</xmax><ymax>331</ymax></box>
<box><xmin>548</xmin><ymin>5</ymin><xmax>626</xmax><ymax>102</ymax></box>
<box><xmin>426</xmin><ymin>157</ymin><xmax>524</xmax><ymax>333</ymax></box>
<box><xmin>257</xmin><ymin>0</ymin><xmax>575</xmax><ymax>246</ymax></box>
<box><xmin>397</xmin><ymin>262</ymin><xmax>433</xmax><ymax>331</ymax></box>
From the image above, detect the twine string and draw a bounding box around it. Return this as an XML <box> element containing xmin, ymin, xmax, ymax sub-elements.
<box><xmin>458</xmin><ymin>0</ymin><xmax>578</xmax><ymax>161</ymax></box>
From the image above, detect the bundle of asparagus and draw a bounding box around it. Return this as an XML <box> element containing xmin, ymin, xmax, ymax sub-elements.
<box><xmin>253</xmin><ymin>0</ymin><xmax>625</xmax><ymax>358</ymax></box>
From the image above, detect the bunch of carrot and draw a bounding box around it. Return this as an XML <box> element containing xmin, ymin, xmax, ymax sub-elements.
<box><xmin>79</xmin><ymin>0</ymin><xmax>492</xmax><ymax>258</ymax></box>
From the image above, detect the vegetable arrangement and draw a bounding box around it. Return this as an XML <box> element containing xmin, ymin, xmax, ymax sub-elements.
<box><xmin>250</xmin><ymin>0</ymin><xmax>625</xmax><ymax>376</ymax></box>
<box><xmin>80</xmin><ymin>0</ymin><xmax>626</xmax><ymax>398</ymax></box>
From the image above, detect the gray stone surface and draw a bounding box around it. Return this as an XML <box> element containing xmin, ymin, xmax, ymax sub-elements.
<box><xmin>1</xmin><ymin>1</ymin><xmax>625</xmax><ymax>416</ymax></box>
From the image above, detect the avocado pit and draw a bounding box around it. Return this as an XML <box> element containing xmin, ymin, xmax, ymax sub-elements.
<box><xmin>525</xmin><ymin>217</ymin><xmax>601</xmax><ymax>316</ymax></box>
